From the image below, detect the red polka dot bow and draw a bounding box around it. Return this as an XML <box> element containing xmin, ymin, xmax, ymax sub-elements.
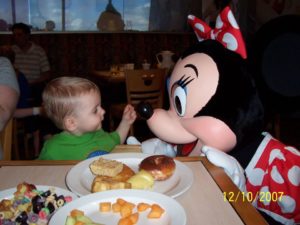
<box><xmin>188</xmin><ymin>6</ymin><xmax>247</xmax><ymax>59</ymax></box>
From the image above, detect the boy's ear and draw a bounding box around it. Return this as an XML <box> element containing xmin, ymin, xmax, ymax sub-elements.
<box><xmin>64</xmin><ymin>116</ymin><xmax>77</xmax><ymax>132</ymax></box>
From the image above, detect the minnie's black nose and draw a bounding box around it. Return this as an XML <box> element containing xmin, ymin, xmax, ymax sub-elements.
<box><xmin>136</xmin><ymin>102</ymin><xmax>153</xmax><ymax>120</ymax></box>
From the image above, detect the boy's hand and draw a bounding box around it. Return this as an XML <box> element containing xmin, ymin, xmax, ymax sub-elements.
<box><xmin>122</xmin><ymin>104</ymin><xmax>137</xmax><ymax>125</ymax></box>
<box><xmin>117</xmin><ymin>104</ymin><xmax>137</xmax><ymax>144</ymax></box>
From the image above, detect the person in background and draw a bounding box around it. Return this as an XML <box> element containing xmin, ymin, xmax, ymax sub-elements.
<box><xmin>0</xmin><ymin>45</ymin><xmax>42</xmax><ymax>156</ymax></box>
<box><xmin>11</xmin><ymin>23</ymin><xmax>60</xmax><ymax>153</ymax></box>
<box><xmin>11</xmin><ymin>22</ymin><xmax>50</xmax><ymax>105</ymax></box>
<box><xmin>0</xmin><ymin>57</ymin><xmax>19</xmax><ymax>159</ymax></box>
<box><xmin>38</xmin><ymin>76</ymin><xmax>137</xmax><ymax>160</ymax></box>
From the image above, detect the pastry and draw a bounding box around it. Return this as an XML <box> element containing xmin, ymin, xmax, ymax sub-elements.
<box><xmin>89</xmin><ymin>157</ymin><xmax>123</xmax><ymax>177</ymax></box>
<box><xmin>91</xmin><ymin>164</ymin><xmax>135</xmax><ymax>193</ymax></box>
<box><xmin>139</xmin><ymin>155</ymin><xmax>176</xmax><ymax>181</ymax></box>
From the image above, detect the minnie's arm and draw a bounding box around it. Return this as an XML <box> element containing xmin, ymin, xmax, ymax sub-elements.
<box><xmin>202</xmin><ymin>145</ymin><xmax>246</xmax><ymax>191</ymax></box>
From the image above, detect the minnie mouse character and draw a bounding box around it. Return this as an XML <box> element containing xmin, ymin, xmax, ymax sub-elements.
<box><xmin>128</xmin><ymin>6</ymin><xmax>300</xmax><ymax>225</ymax></box>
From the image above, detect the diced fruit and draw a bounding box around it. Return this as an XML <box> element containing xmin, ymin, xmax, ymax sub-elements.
<box><xmin>118</xmin><ymin>217</ymin><xmax>133</xmax><ymax>225</ymax></box>
<box><xmin>147</xmin><ymin>204</ymin><xmax>165</xmax><ymax>219</ymax></box>
<box><xmin>65</xmin><ymin>216</ymin><xmax>76</xmax><ymax>225</ymax></box>
<box><xmin>116</xmin><ymin>198</ymin><xmax>127</xmax><ymax>205</ymax></box>
<box><xmin>64</xmin><ymin>213</ymin><xmax>104</xmax><ymax>225</ymax></box>
<box><xmin>128</xmin><ymin>212</ymin><xmax>139</xmax><ymax>224</ymax></box>
<box><xmin>66</xmin><ymin>199</ymin><xmax>165</xmax><ymax>225</ymax></box>
<box><xmin>137</xmin><ymin>202</ymin><xmax>151</xmax><ymax>212</ymax></box>
<box><xmin>152</xmin><ymin>204</ymin><xmax>164</xmax><ymax>211</ymax></box>
<box><xmin>70</xmin><ymin>209</ymin><xmax>85</xmax><ymax>217</ymax></box>
<box><xmin>112</xmin><ymin>202</ymin><xmax>121</xmax><ymax>212</ymax></box>
<box><xmin>99</xmin><ymin>202</ymin><xmax>111</xmax><ymax>212</ymax></box>
<box><xmin>76</xmin><ymin>215</ymin><xmax>94</xmax><ymax>224</ymax></box>
<box><xmin>148</xmin><ymin>209</ymin><xmax>163</xmax><ymax>218</ymax></box>
<box><xmin>74</xmin><ymin>221</ymin><xmax>85</xmax><ymax>225</ymax></box>
<box><xmin>120</xmin><ymin>204</ymin><xmax>132</xmax><ymax>218</ymax></box>
<box><xmin>124</xmin><ymin>202</ymin><xmax>135</xmax><ymax>210</ymax></box>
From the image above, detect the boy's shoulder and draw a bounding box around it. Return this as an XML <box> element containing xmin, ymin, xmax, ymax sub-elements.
<box><xmin>43</xmin><ymin>132</ymin><xmax>68</xmax><ymax>147</ymax></box>
<box><xmin>39</xmin><ymin>132</ymin><xmax>78</xmax><ymax>160</ymax></box>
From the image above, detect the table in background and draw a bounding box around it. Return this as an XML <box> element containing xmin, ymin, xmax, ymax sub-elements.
<box><xmin>0</xmin><ymin>145</ymin><xmax>267</xmax><ymax>225</ymax></box>
<box><xmin>90</xmin><ymin>70</ymin><xmax>125</xmax><ymax>83</ymax></box>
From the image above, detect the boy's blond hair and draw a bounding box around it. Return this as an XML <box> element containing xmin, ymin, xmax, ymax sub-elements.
<box><xmin>42</xmin><ymin>76</ymin><xmax>100</xmax><ymax>129</ymax></box>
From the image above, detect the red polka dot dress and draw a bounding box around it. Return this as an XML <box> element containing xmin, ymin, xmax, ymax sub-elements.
<box><xmin>246</xmin><ymin>132</ymin><xmax>300</xmax><ymax>224</ymax></box>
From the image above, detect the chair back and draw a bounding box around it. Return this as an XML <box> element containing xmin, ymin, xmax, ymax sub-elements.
<box><xmin>0</xmin><ymin>119</ymin><xmax>13</xmax><ymax>160</ymax></box>
<box><xmin>249</xmin><ymin>15</ymin><xmax>300</xmax><ymax>139</ymax></box>
<box><xmin>250</xmin><ymin>14</ymin><xmax>300</xmax><ymax>114</ymax></box>
<box><xmin>125</xmin><ymin>69</ymin><xmax>166</xmax><ymax>111</ymax></box>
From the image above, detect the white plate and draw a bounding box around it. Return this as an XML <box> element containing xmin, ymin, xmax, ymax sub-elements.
<box><xmin>0</xmin><ymin>185</ymin><xmax>78</xmax><ymax>200</ymax></box>
<box><xmin>49</xmin><ymin>189</ymin><xmax>186</xmax><ymax>225</ymax></box>
<box><xmin>66</xmin><ymin>153</ymin><xmax>194</xmax><ymax>198</ymax></box>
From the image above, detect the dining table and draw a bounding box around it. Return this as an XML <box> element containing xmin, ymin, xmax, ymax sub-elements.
<box><xmin>0</xmin><ymin>145</ymin><xmax>268</xmax><ymax>225</ymax></box>
<box><xmin>90</xmin><ymin>70</ymin><xmax>126</xmax><ymax>83</ymax></box>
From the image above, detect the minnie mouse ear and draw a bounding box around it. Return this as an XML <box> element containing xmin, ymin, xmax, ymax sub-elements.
<box><xmin>188</xmin><ymin>6</ymin><xmax>247</xmax><ymax>59</ymax></box>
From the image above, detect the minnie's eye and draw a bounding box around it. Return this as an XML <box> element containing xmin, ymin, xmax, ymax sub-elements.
<box><xmin>173</xmin><ymin>86</ymin><xmax>187</xmax><ymax>116</ymax></box>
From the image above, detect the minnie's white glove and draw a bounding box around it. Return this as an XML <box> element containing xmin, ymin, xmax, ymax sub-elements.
<box><xmin>126</xmin><ymin>136</ymin><xmax>177</xmax><ymax>157</ymax></box>
<box><xmin>202</xmin><ymin>145</ymin><xmax>246</xmax><ymax>191</ymax></box>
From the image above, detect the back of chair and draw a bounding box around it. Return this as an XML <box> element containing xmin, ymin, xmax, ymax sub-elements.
<box><xmin>0</xmin><ymin>119</ymin><xmax>13</xmax><ymax>160</ymax></box>
<box><xmin>125</xmin><ymin>69</ymin><xmax>166</xmax><ymax>110</ymax></box>
<box><xmin>250</xmin><ymin>14</ymin><xmax>300</xmax><ymax>114</ymax></box>
<box><xmin>249</xmin><ymin>15</ymin><xmax>300</xmax><ymax>139</ymax></box>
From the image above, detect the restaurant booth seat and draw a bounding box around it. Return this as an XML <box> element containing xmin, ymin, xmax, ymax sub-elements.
<box><xmin>109</xmin><ymin>69</ymin><xmax>166</xmax><ymax>139</ymax></box>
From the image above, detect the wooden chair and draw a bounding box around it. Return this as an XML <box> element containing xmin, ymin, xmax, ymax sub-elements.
<box><xmin>0</xmin><ymin>119</ymin><xmax>13</xmax><ymax>160</ymax></box>
<box><xmin>12</xmin><ymin>118</ymin><xmax>32</xmax><ymax>160</ymax></box>
<box><xmin>109</xmin><ymin>69</ymin><xmax>166</xmax><ymax>136</ymax></box>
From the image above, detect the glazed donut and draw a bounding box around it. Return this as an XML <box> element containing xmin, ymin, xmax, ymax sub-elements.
<box><xmin>139</xmin><ymin>155</ymin><xmax>176</xmax><ymax>181</ymax></box>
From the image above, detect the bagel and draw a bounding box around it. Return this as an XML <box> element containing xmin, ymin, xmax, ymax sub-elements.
<box><xmin>139</xmin><ymin>155</ymin><xmax>176</xmax><ymax>181</ymax></box>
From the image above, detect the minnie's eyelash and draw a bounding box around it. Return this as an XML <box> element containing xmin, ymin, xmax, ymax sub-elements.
<box><xmin>177</xmin><ymin>75</ymin><xmax>194</xmax><ymax>88</ymax></box>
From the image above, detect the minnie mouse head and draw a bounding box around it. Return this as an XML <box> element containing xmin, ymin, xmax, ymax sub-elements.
<box><xmin>134</xmin><ymin>8</ymin><xmax>300</xmax><ymax>224</ymax></box>
<box><xmin>138</xmin><ymin>7</ymin><xmax>264</xmax><ymax>156</ymax></box>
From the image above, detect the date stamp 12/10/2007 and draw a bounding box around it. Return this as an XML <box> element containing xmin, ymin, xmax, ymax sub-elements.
<box><xmin>223</xmin><ymin>191</ymin><xmax>284</xmax><ymax>203</ymax></box>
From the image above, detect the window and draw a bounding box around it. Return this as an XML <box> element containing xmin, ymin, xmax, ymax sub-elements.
<box><xmin>0</xmin><ymin>0</ymin><xmax>150</xmax><ymax>31</ymax></box>
<box><xmin>0</xmin><ymin>0</ymin><xmax>202</xmax><ymax>32</ymax></box>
